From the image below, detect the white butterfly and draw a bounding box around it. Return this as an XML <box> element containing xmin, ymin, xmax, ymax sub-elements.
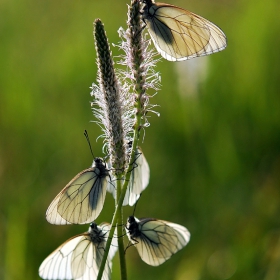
<box><xmin>141</xmin><ymin>0</ymin><xmax>227</xmax><ymax>61</ymax></box>
<box><xmin>126</xmin><ymin>216</ymin><xmax>190</xmax><ymax>266</ymax></box>
<box><xmin>46</xmin><ymin>158</ymin><xmax>110</xmax><ymax>225</ymax></box>
<box><xmin>107</xmin><ymin>147</ymin><xmax>150</xmax><ymax>206</ymax></box>
<box><xmin>39</xmin><ymin>222</ymin><xmax>118</xmax><ymax>280</ymax></box>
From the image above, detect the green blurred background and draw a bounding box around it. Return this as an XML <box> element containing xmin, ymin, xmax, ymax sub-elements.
<box><xmin>1</xmin><ymin>0</ymin><xmax>280</xmax><ymax>279</ymax></box>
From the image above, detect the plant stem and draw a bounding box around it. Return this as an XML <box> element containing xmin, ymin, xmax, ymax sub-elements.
<box><xmin>97</xmin><ymin>116</ymin><xmax>141</xmax><ymax>280</ymax></box>
<box><xmin>97</xmin><ymin>1</ymin><xmax>146</xmax><ymax>278</ymax></box>
<box><xmin>116</xmin><ymin>178</ymin><xmax>127</xmax><ymax>280</ymax></box>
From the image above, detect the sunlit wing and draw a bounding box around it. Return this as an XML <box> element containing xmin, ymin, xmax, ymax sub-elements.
<box><xmin>126</xmin><ymin>216</ymin><xmax>190</xmax><ymax>266</ymax></box>
<box><xmin>39</xmin><ymin>223</ymin><xmax>117</xmax><ymax>280</ymax></box>
<box><xmin>107</xmin><ymin>148</ymin><xmax>150</xmax><ymax>206</ymax></box>
<box><xmin>143</xmin><ymin>2</ymin><xmax>227</xmax><ymax>61</ymax></box>
<box><xmin>45</xmin><ymin>194</ymin><xmax>70</xmax><ymax>225</ymax></box>
<box><xmin>46</xmin><ymin>159</ymin><xmax>109</xmax><ymax>225</ymax></box>
<box><xmin>164</xmin><ymin>221</ymin><xmax>190</xmax><ymax>244</ymax></box>
<box><xmin>106</xmin><ymin>177</ymin><xmax>140</xmax><ymax>207</ymax></box>
<box><xmin>99</xmin><ymin>222</ymin><xmax>119</xmax><ymax>262</ymax></box>
<box><xmin>71</xmin><ymin>237</ymin><xmax>110</xmax><ymax>280</ymax></box>
<box><xmin>128</xmin><ymin>148</ymin><xmax>150</xmax><ymax>196</ymax></box>
<box><xmin>39</xmin><ymin>234</ymin><xmax>86</xmax><ymax>280</ymax></box>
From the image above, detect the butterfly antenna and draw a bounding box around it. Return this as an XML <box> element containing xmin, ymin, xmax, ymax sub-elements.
<box><xmin>132</xmin><ymin>194</ymin><xmax>142</xmax><ymax>216</ymax></box>
<box><xmin>84</xmin><ymin>130</ymin><xmax>95</xmax><ymax>159</ymax></box>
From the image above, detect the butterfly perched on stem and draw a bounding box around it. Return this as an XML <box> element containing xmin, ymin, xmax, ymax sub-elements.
<box><xmin>46</xmin><ymin>158</ymin><xmax>110</xmax><ymax>225</ymax></box>
<box><xmin>126</xmin><ymin>216</ymin><xmax>190</xmax><ymax>266</ymax></box>
<box><xmin>140</xmin><ymin>0</ymin><xmax>227</xmax><ymax>61</ymax></box>
<box><xmin>39</xmin><ymin>222</ymin><xmax>117</xmax><ymax>280</ymax></box>
<box><xmin>107</xmin><ymin>147</ymin><xmax>150</xmax><ymax>206</ymax></box>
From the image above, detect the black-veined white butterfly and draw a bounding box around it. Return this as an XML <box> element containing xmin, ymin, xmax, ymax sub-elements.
<box><xmin>39</xmin><ymin>222</ymin><xmax>118</xmax><ymax>280</ymax></box>
<box><xmin>107</xmin><ymin>147</ymin><xmax>150</xmax><ymax>206</ymax></box>
<box><xmin>46</xmin><ymin>158</ymin><xmax>110</xmax><ymax>225</ymax></box>
<box><xmin>140</xmin><ymin>0</ymin><xmax>227</xmax><ymax>61</ymax></box>
<box><xmin>126</xmin><ymin>216</ymin><xmax>190</xmax><ymax>266</ymax></box>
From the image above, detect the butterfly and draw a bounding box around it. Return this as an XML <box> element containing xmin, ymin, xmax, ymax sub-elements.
<box><xmin>140</xmin><ymin>0</ymin><xmax>227</xmax><ymax>61</ymax></box>
<box><xmin>107</xmin><ymin>147</ymin><xmax>150</xmax><ymax>206</ymax></box>
<box><xmin>46</xmin><ymin>158</ymin><xmax>110</xmax><ymax>225</ymax></box>
<box><xmin>126</xmin><ymin>216</ymin><xmax>190</xmax><ymax>266</ymax></box>
<box><xmin>39</xmin><ymin>222</ymin><xmax>118</xmax><ymax>280</ymax></box>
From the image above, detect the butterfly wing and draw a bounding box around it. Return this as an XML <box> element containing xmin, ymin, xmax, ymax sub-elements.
<box><xmin>163</xmin><ymin>221</ymin><xmax>190</xmax><ymax>249</ymax></box>
<box><xmin>144</xmin><ymin>3</ymin><xmax>227</xmax><ymax>61</ymax></box>
<box><xmin>71</xmin><ymin>236</ymin><xmax>111</xmax><ymax>280</ymax></box>
<box><xmin>46</xmin><ymin>167</ymin><xmax>108</xmax><ymax>225</ymax></box>
<box><xmin>99</xmin><ymin>222</ymin><xmax>119</xmax><ymax>261</ymax></box>
<box><xmin>39</xmin><ymin>234</ymin><xmax>85</xmax><ymax>280</ymax></box>
<box><xmin>72</xmin><ymin>223</ymin><xmax>117</xmax><ymax>280</ymax></box>
<box><xmin>39</xmin><ymin>224</ymin><xmax>117</xmax><ymax>280</ymax></box>
<box><xmin>45</xmin><ymin>194</ymin><xmax>71</xmax><ymax>225</ymax></box>
<box><xmin>107</xmin><ymin>148</ymin><xmax>150</xmax><ymax>206</ymax></box>
<box><xmin>107</xmin><ymin>179</ymin><xmax>139</xmax><ymax>207</ymax></box>
<box><xmin>127</xmin><ymin>217</ymin><xmax>190</xmax><ymax>266</ymax></box>
<box><xmin>128</xmin><ymin>148</ymin><xmax>150</xmax><ymax>195</ymax></box>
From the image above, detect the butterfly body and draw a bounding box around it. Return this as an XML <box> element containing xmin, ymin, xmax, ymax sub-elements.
<box><xmin>127</xmin><ymin>215</ymin><xmax>142</xmax><ymax>238</ymax></box>
<box><xmin>140</xmin><ymin>0</ymin><xmax>227</xmax><ymax>61</ymax></box>
<box><xmin>88</xmin><ymin>222</ymin><xmax>107</xmax><ymax>243</ymax></box>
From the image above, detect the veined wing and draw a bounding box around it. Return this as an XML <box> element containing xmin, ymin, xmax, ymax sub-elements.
<box><xmin>46</xmin><ymin>159</ymin><xmax>109</xmax><ymax>225</ymax></box>
<box><xmin>126</xmin><ymin>216</ymin><xmax>190</xmax><ymax>266</ymax></box>
<box><xmin>143</xmin><ymin>2</ymin><xmax>227</xmax><ymax>61</ymax></box>
<box><xmin>128</xmin><ymin>148</ymin><xmax>150</xmax><ymax>196</ymax></box>
<box><xmin>39</xmin><ymin>223</ymin><xmax>117</xmax><ymax>280</ymax></box>
<box><xmin>107</xmin><ymin>148</ymin><xmax>150</xmax><ymax>206</ymax></box>
<box><xmin>39</xmin><ymin>234</ymin><xmax>86</xmax><ymax>280</ymax></box>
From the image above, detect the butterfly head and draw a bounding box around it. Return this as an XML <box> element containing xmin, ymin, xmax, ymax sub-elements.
<box><xmin>127</xmin><ymin>216</ymin><xmax>136</xmax><ymax>224</ymax></box>
<box><xmin>92</xmin><ymin>157</ymin><xmax>103</xmax><ymax>167</ymax></box>
<box><xmin>127</xmin><ymin>216</ymin><xmax>141</xmax><ymax>238</ymax></box>
<box><xmin>89</xmin><ymin>222</ymin><xmax>98</xmax><ymax>230</ymax></box>
<box><xmin>89</xmin><ymin>222</ymin><xmax>106</xmax><ymax>243</ymax></box>
<box><xmin>140</xmin><ymin>0</ymin><xmax>154</xmax><ymax>5</ymax></box>
<box><xmin>92</xmin><ymin>157</ymin><xmax>110</xmax><ymax>177</ymax></box>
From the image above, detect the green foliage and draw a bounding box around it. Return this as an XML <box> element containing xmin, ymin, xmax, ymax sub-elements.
<box><xmin>1</xmin><ymin>0</ymin><xmax>280</xmax><ymax>279</ymax></box>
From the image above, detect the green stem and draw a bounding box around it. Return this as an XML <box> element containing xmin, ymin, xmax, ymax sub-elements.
<box><xmin>117</xmin><ymin>207</ymin><xmax>127</xmax><ymax>279</ymax></box>
<box><xmin>97</xmin><ymin>1</ymin><xmax>144</xmax><ymax>278</ymax></box>
<box><xmin>97</xmin><ymin>115</ymin><xmax>141</xmax><ymax>280</ymax></box>
<box><xmin>116</xmin><ymin>177</ymin><xmax>127</xmax><ymax>280</ymax></box>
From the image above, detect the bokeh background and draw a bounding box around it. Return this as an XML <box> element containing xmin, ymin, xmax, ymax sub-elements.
<box><xmin>1</xmin><ymin>0</ymin><xmax>280</xmax><ymax>279</ymax></box>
